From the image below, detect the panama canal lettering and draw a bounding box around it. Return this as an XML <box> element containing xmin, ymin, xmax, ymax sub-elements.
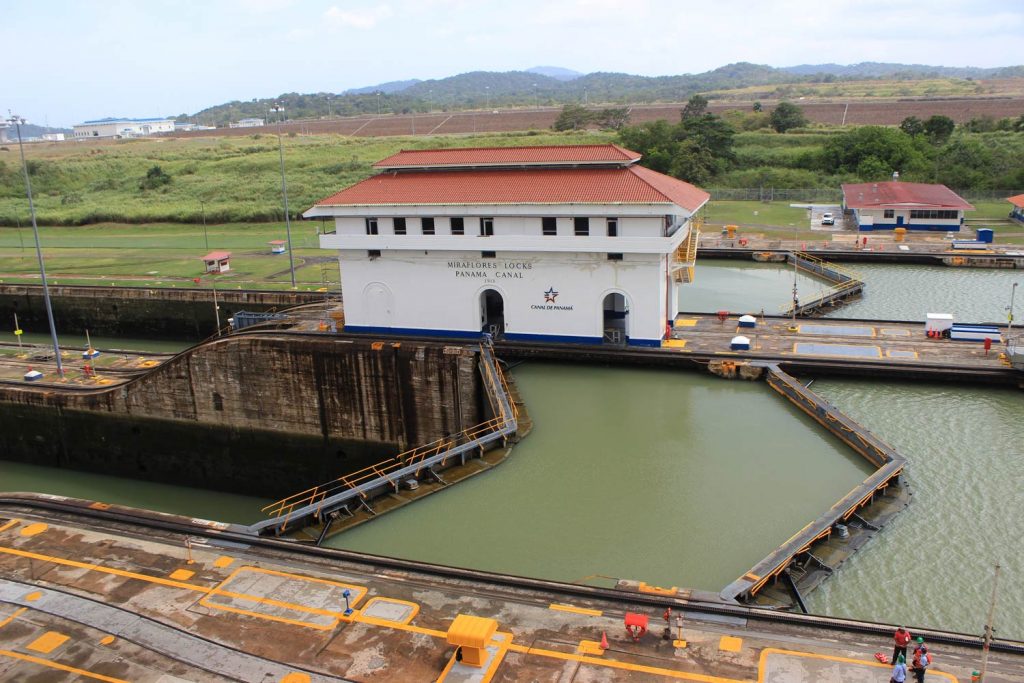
<box><xmin>447</xmin><ymin>260</ymin><xmax>532</xmax><ymax>279</ymax></box>
<box><xmin>532</xmin><ymin>286</ymin><xmax>573</xmax><ymax>311</ymax></box>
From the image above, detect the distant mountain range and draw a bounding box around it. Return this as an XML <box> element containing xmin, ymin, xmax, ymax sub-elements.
<box><xmin>182</xmin><ymin>62</ymin><xmax>1024</xmax><ymax>127</ymax></box>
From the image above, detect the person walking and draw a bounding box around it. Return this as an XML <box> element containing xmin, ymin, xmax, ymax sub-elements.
<box><xmin>911</xmin><ymin>638</ymin><xmax>931</xmax><ymax>683</ymax></box>
<box><xmin>893</xmin><ymin>626</ymin><xmax>912</xmax><ymax>664</ymax></box>
<box><xmin>890</xmin><ymin>654</ymin><xmax>908</xmax><ymax>683</ymax></box>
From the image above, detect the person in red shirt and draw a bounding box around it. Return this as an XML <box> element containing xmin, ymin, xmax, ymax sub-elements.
<box><xmin>893</xmin><ymin>626</ymin><xmax>912</xmax><ymax>664</ymax></box>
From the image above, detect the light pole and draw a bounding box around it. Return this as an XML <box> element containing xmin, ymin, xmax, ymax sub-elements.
<box><xmin>376</xmin><ymin>91</ymin><xmax>381</xmax><ymax>116</ymax></box>
<box><xmin>200</xmin><ymin>200</ymin><xmax>209</xmax><ymax>250</ymax></box>
<box><xmin>8</xmin><ymin>113</ymin><xmax>63</xmax><ymax>377</ymax></box>
<box><xmin>271</xmin><ymin>105</ymin><xmax>297</xmax><ymax>288</ymax></box>
<box><xmin>1007</xmin><ymin>282</ymin><xmax>1018</xmax><ymax>339</ymax></box>
<box><xmin>485</xmin><ymin>85</ymin><xmax>490</xmax><ymax>111</ymax></box>
<box><xmin>533</xmin><ymin>83</ymin><xmax>539</xmax><ymax>110</ymax></box>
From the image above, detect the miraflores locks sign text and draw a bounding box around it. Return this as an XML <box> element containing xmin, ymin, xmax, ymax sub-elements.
<box><xmin>447</xmin><ymin>260</ymin><xmax>532</xmax><ymax>279</ymax></box>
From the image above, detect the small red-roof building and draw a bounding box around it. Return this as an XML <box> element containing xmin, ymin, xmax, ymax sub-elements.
<box><xmin>305</xmin><ymin>144</ymin><xmax>709</xmax><ymax>346</ymax></box>
<box><xmin>1007</xmin><ymin>194</ymin><xmax>1024</xmax><ymax>223</ymax></box>
<box><xmin>841</xmin><ymin>181</ymin><xmax>973</xmax><ymax>232</ymax></box>
<box><xmin>269</xmin><ymin>240</ymin><xmax>287</xmax><ymax>254</ymax></box>
<box><xmin>202</xmin><ymin>251</ymin><xmax>231</xmax><ymax>273</ymax></box>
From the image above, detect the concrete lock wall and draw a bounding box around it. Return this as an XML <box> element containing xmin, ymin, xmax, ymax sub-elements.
<box><xmin>0</xmin><ymin>336</ymin><xmax>482</xmax><ymax>498</ymax></box>
<box><xmin>0</xmin><ymin>285</ymin><xmax>325</xmax><ymax>340</ymax></box>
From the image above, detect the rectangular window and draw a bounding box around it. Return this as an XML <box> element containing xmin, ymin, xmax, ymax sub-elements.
<box><xmin>422</xmin><ymin>217</ymin><xmax>435</xmax><ymax>235</ymax></box>
<box><xmin>393</xmin><ymin>217</ymin><xmax>406</xmax><ymax>235</ymax></box>
<box><xmin>368</xmin><ymin>249</ymin><xmax>381</xmax><ymax>258</ymax></box>
<box><xmin>542</xmin><ymin>217</ymin><xmax>557</xmax><ymax>236</ymax></box>
<box><xmin>451</xmin><ymin>217</ymin><xmax>465</xmax><ymax>235</ymax></box>
<box><xmin>481</xmin><ymin>251</ymin><xmax>496</xmax><ymax>258</ymax></box>
<box><xmin>365</xmin><ymin>218</ymin><xmax>378</xmax><ymax>235</ymax></box>
<box><xmin>607</xmin><ymin>253</ymin><xmax>623</xmax><ymax>261</ymax></box>
<box><xmin>574</xmin><ymin>217</ymin><xmax>589</xmax><ymax>236</ymax></box>
<box><xmin>883</xmin><ymin>210</ymin><xmax>894</xmax><ymax>219</ymax></box>
<box><xmin>481</xmin><ymin>217</ymin><xmax>494</xmax><ymax>237</ymax></box>
<box><xmin>607</xmin><ymin>218</ymin><xmax>618</xmax><ymax>237</ymax></box>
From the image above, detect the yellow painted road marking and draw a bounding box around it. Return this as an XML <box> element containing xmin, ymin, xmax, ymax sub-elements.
<box><xmin>0</xmin><ymin>519</ymin><xmax>19</xmax><ymax>534</ymax></box>
<box><xmin>663</xmin><ymin>339</ymin><xmax>688</xmax><ymax>349</ymax></box>
<box><xmin>577</xmin><ymin>640</ymin><xmax>605</xmax><ymax>655</ymax></box>
<box><xmin>505</xmin><ymin>643</ymin><xmax>749</xmax><ymax>682</ymax></box>
<box><xmin>19</xmin><ymin>523</ymin><xmax>47</xmax><ymax>537</ymax></box>
<box><xmin>214</xmin><ymin>556</ymin><xmax>235</xmax><ymax>568</ymax></box>
<box><xmin>26</xmin><ymin>630</ymin><xmax>69</xmax><ymax>654</ymax></box>
<box><xmin>0</xmin><ymin>607</ymin><xmax>27</xmax><ymax>630</ymax></box>
<box><xmin>24</xmin><ymin>591</ymin><xmax>42</xmax><ymax>602</ymax></box>
<box><xmin>280</xmin><ymin>674</ymin><xmax>311</xmax><ymax>683</ymax></box>
<box><xmin>99</xmin><ymin>635</ymin><xmax>115</xmax><ymax>646</ymax></box>
<box><xmin>548</xmin><ymin>603</ymin><xmax>602</xmax><ymax>617</ymax></box>
<box><xmin>719</xmin><ymin>636</ymin><xmax>742</xmax><ymax>652</ymax></box>
<box><xmin>756</xmin><ymin>648</ymin><xmax>959</xmax><ymax>683</ymax></box>
<box><xmin>674</xmin><ymin>319</ymin><xmax>698</xmax><ymax>328</ymax></box>
<box><xmin>169</xmin><ymin>569</ymin><xmax>195</xmax><ymax>581</ymax></box>
<box><xmin>0</xmin><ymin>649</ymin><xmax>128</xmax><ymax>683</ymax></box>
<box><xmin>360</xmin><ymin>596</ymin><xmax>420</xmax><ymax>624</ymax></box>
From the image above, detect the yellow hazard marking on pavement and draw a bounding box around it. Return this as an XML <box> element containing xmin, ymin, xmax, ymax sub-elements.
<box><xmin>26</xmin><ymin>630</ymin><xmax>70</xmax><ymax>654</ymax></box>
<box><xmin>0</xmin><ymin>649</ymin><xmax>129</xmax><ymax>683</ymax></box>
<box><xmin>0</xmin><ymin>607</ymin><xmax>27</xmax><ymax>630</ymax></box>
<box><xmin>548</xmin><ymin>603</ymin><xmax>602</xmax><ymax>617</ymax></box>
<box><xmin>505</xmin><ymin>642</ymin><xmax>748</xmax><ymax>682</ymax></box>
<box><xmin>214</xmin><ymin>556</ymin><xmax>235</xmax><ymax>568</ymax></box>
<box><xmin>577</xmin><ymin>640</ymin><xmax>605</xmax><ymax>655</ymax></box>
<box><xmin>19</xmin><ymin>523</ymin><xmax>47</xmax><ymax>537</ymax></box>
<box><xmin>756</xmin><ymin>648</ymin><xmax>958</xmax><ymax>682</ymax></box>
<box><xmin>674</xmin><ymin>319</ymin><xmax>698</xmax><ymax>327</ymax></box>
<box><xmin>719</xmin><ymin>636</ymin><xmax>742</xmax><ymax>652</ymax></box>
<box><xmin>360</xmin><ymin>596</ymin><xmax>420</xmax><ymax>624</ymax></box>
<box><xmin>100</xmin><ymin>635</ymin><xmax>115</xmax><ymax>646</ymax></box>
<box><xmin>169</xmin><ymin>569</ymin><xmax>195</xmax><ymax>581</ymax></box>
<box><xmin>0</xmin><ymin>519</ymin><xmax>19</xmax><ymax>534</ymax></box>
<box><xmin>280</xmin><ymin>674</ymin><xmax>311</xmax><ymax>683</ymax></box>
<box><xmin>663</xmin><ymin>339</ymin><xmax>688</xmax><ymax>349</ymax></box>
<box><xmin>24</xmin><ymin>591</ymin><xmax>42</xmax><ymax>602</ymax></box>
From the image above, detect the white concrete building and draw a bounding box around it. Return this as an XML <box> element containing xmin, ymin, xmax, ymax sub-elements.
<box><xmin>230</xmin><ymin>118</ymin><xmax>265</xmax><ymax>128</ymax></box>
<box><xmin>41</xmin><ymin>133</ymin><xmax>66</xmax><ymax>142</ymax></box>
<box><xmin>842</xmin><ymin>181</ymin><xmax>973</xmax><ymax>232</ymax></box>
<box><xmin>73</xmin><ymin>117</ymin><xmax>175</xmax><ymax>139</ymax></box>
<box><xmin>306</xmin><ymin>145</ymin><xmax>709</xmax><ymax>346</ymax></box>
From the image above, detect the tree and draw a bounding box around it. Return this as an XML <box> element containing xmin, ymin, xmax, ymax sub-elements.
<box><xmin>139</xmin><ymin>165</ymin><xmax>171</xmax><ymax>190</ymax></box>
<box><xmin>899</xmin><ymin>116</ymin><xmax>925</xmax><ymax>137</ymax></box>
<box><xmin>923</xmin><ymin>115</ymin><xmax>955</xmax><ymax>144</ymax></box>
<box><xmin>617</xmin><ymin>120</ymin><xmax>676</xmax><ymax>174</ymax></box>
<box><xmin>752</xmin><ymin>101</ymin><xmax>763</xmax><ymax>112</ymax></box>
<box><xmin>617</xmin><ymin>111</ymin><xmax>735</xmax><ymax>184</ymax></box>
<box><xmin>769</xmin><ymin>101</ymin><xmax>807</xmax><ymax>133</ymax></box>
<box><xmin>681</xmin><ymin>94</ymin><xmax>709</xmax><ymax>121</ymax></box>
<box><xmin>821</xmin><ymin>126</ymin><xmax>929</xmax><ymax>177</ymax></box>
<box><xmin>594</xmin><ymin>107</ymin><xmax>631</xmax><ymax>130</ymax></box>
<box><xmin>679</xmin><ymin>113</ymin><xmax>736</xmax><ymax>167</ymax></box>
<box><xmin>552</xmin><ymin>104</ymin><xmax>593</xmax><ymax>131</ymax></box>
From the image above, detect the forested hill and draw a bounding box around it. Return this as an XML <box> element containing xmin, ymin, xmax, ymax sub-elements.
<box><xmin>183</xmin><ymin>61</ymin><xmax>1024</xmax><ymax>127</ymax></box>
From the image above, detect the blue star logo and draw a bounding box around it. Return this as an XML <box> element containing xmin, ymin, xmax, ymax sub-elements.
<box><xmin>544</xmin><ymin>287</ymin><xmax>559</xmax><ymax>303</ymax></box>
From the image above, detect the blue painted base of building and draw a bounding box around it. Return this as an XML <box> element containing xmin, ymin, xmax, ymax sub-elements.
<box><xmin>342</xmin><ymin>325</ymin><xmax>662</xmax><ymax>347</ymax></box>
<box><xmin>857</xmin><ymin>223</ymin><xmax>961</xmax><ymax>232</ymax></box>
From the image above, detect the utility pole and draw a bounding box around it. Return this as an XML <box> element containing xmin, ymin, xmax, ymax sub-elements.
<box><xmin>1007</xmin><ymin>282</ymin><xmax>1018</xmax><ymax>340</ymax></box>
<box><xmin>271</xmin><ymin>105</ymin><xmax>297</xmax><ymax>288</ymax></box>
<box><xmin>8</xmin><ymin>113</ymin><xmax>63</xmax><ymax>377</ymax></box>
<box><xmin>200</xmin><ymin>200</ymin><xmax>209</xmax><ymax>250</ymax></box>
<box><xmin>978</xmin><ymin>562</ymin><xmax>1001</xmax><ymax>681</ymax></box>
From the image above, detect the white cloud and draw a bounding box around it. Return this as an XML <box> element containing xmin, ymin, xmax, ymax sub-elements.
<box><xmin>324</xmin><ymin>4</ymin><xmax>394</xmax><ymax>30</ymax></box>
<box><xmin>232</xmin><ymin>0</ymin><xmax>298</xmax><ymax>13</ymax></box>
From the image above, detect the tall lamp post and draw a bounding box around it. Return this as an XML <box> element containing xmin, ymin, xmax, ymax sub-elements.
<box><xmin>199</xmin><ymin>200</ymin><xmax>209</xmax><ymax>250</ymax></box>
<box><xmin>1007</xmin><ymin>282</ymin><xmax>1018</xmax><ymax>339</ymax></box>
<box><xmin>271</xmin><ymin>105</ymin><xmax>297</xmax><ymax>288</ymax></box>
<box><xmin>8</xmin><ymin>113</ymin><xmax>63</xmax><ymax>377</ymax></box>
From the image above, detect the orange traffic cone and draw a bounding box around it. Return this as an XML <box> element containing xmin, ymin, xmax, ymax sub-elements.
<box><xmin>600</xmin><ymin>632</ymin><xmax>609</xmax><ymax>650</ymax></box>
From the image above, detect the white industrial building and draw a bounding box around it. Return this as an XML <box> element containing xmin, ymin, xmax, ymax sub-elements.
<box><xmin>73</xmin><ymin>117</ymin><xmax>176</xmax><ymax>139</ymax></box>
<box><xmin>230</xmin><ymin>118</ymin><xmax>265</xmax><ymax>128</ymax></box>
<box><xmin>305</xmin><ymin>145</ymin><xmax>708</xmax><ymax>346</ymax></box>
<box><xmin>842</xmin><ymin>181</ymin><xmax>973</xmax><ymax>232</ymax></box>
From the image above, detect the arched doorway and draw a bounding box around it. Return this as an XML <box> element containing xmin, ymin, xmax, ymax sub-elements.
<box><xmin>602</xmin><ymin>292</ymin><xmax>628</xmax><ymax>345</ymax></box>
<box><xmin>480</xmin><ymin>289</ymin><xmax>505</xmax><ymax>337</ymax></box>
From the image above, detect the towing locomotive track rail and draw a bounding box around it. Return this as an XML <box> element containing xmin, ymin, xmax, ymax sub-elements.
<box><xmin>1</xmin><ymin>492</ymin><xmax>1022</xmax><ymax>656</ymax></box>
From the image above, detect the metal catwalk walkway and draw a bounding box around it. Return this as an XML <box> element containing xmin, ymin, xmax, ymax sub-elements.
<box><xmin>249</xmin><ymin>337</ymin><xmax>517</xmax><ymax>537</ymax></box>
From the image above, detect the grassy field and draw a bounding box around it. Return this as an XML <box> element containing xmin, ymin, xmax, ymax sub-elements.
<box><xmin>704</xmin><ymin>78</ymin><xmax>1022</xmax><ymax>102</ymax></box>
<box><xmin>0</xmin><ymin>130</ymin><xmax>613</xmax><ymax>226</ymax></box>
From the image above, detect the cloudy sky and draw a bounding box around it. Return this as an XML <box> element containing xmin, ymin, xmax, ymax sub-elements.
<box><xmin>3</xmin><ymin>0</ymin><xmax>1023</xmax><ymax>127</ymax></box>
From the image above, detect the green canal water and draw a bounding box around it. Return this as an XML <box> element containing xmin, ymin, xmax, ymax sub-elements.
<box><xmin>0</xmin><ymin>261</ymin><xmax>1022</xmax><ymax>639</ymax></box>
<box><xmin>7</xmin><ymin>331</ymin><xmax>192</xmax><ymax>354</ymax></box>
<box><xmin>685</xmin><ymin>259</ymin><xmax>1022</xmax><ymax>323</ymax></box>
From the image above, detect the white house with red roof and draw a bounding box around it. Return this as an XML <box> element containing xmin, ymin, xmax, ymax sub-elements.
<box><xmin>841</xmin><ymin>181</ymin><xmax>973</xmax><ymax>232</ymax></box>
<box><xmin>304</xmin><ymin>144</ymin><xmax>709</xmax><ymax>346</ymax></box>
<box><xmin>1007</xmin><ymin>194</ymin><xmax>1024</xmax><ymax>223</ymax></box>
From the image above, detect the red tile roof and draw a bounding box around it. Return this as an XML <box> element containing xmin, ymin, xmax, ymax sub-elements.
<box><xmin>313</xmin><ymin>166</ymin><xmax>710</xmax><ymax>212</ymax></box>
<box><xmin>1007</xmin><ymin>194</ymin><xmax>1024</xmax><ymax>208</ymax></box>
<box><xmin>842</xmin><ymin>182</ymin><xmax>973</xmax><ymax>210</ymax></box>
<box><xmin>373</xmin><ymin>144</ymin><xmax>642</xmax><ymax>169</ymax></box>
<box><xmin>202</xmin><ymin>251</ymin><xmax>231</xmax><ymax>260</ymax></box>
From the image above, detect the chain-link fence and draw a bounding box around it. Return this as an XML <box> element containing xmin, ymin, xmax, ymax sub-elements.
<box><xmin>706</xmin><ymin>188</ymin><xmax>1021</xmax><ymax>203</ymax></box>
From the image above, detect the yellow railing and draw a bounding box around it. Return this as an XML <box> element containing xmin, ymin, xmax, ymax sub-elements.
<box><xmin>261</xmin><ymin>341</ymin><xmax>516</xmax><ymax>532</ymax></box>
<box><xmin>790</xmin><ymin>251</ymin><xmax>862</xmax><ymax>282</ymax></box>
<box><xmin>672</xmin><ymin>227</ymin><xmax>700</xmax><ymax>283</ymax></box>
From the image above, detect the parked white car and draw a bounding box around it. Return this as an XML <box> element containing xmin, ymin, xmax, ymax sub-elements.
<box><xmin>821</xmin><ymin>212</ymin><xmax>835</xmax><ymax>225</ymax></box>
